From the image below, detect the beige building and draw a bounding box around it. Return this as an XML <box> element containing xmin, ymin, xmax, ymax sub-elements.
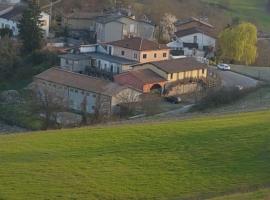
<box><xmin>135</xmin><ymin>57</ymin><xmax>208</xmax><ymax>82</ymax></box>
<box><xmin>107</xmin><ymin>37</ymin><xmax>170</xmax><ymax>64</ymax></box>
<box><xmin>118</xmin><ymin>57</ymin><xmax>209</xmax><ymax>95</ymax></box>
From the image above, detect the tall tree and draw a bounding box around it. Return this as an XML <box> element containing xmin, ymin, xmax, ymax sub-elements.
<box><xmin>0</xmin><ymin>36</ymin><xmax>18</xmax><ymax>79</ymax></box>
<box><xmin>219</xmin><ymin>22</ymin><xmax>257</xmax><ymax>65</ymax></box>
<box><xmin>18</xmin><ymin>1</ymin><xmax>43</xmax><ymax>54</ymax></box>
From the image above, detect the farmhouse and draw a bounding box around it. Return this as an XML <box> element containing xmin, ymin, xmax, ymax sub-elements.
<box><xmin>115</xmin><ymin>57</ymin><xmax>208</xmax><ymax>94</ymax></box>
<box><xmin>33</xmin><ymin>67</ymin><xmax>141</xmax><ymax>114</ymax></box>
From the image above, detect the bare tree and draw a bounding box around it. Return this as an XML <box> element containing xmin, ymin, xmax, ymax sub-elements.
<box><xmin>114</xmin><ymin>89</ymin><xmax>141</xmax><ymax>116</ymax></box>
<box><xmin>159</xmin><ymin>13</ymin><xmax>177</xmax><ymax>43</ymax></box>
<box><xmin>30</xmin><ymin>83</ymin><xmax>67</xmax><ymax>129</ymax></box>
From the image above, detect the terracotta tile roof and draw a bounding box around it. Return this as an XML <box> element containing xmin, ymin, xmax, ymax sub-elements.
<box><xmin>107</xmin><ymin>37</ymin><xmax>169</xmax><ymax>51</ymax></box>
<box><xmin>175</xmin><ymin>27</ymin><xmax>217</xmax><ymax>39</ymax></box>
<box><xmin>150</xmin><ymin>57</ymin><xmax>208</xmax><ymax>74</ymax></box>
<box><xmin>34</xmin><ymin>67</ymin><xmax>130</xmax><ymax>96</ymax></box>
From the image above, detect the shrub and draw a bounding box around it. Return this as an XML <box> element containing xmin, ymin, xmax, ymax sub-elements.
<box><xmin>194</xmin><ymin>87</ymin><xmax>254</xmax><ymax>111</ymax></box>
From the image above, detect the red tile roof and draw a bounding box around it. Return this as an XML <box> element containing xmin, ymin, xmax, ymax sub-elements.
<box><xmin>114</xmin><ymin>68</ymin><xmax>166</xmax><ymax>92</ymax></box>
<box><xmin>107</xmin><ymin>37</ymin><xmax>169</xmax><ymax>51</ymax></box>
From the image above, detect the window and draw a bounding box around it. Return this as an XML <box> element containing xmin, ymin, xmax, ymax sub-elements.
<box><xmin>98</xmin><ymin>60</ymin><xmax>101</xmax><ymax>68</ymax></box>
<box><xmin>193</xmin><ymin>35</ymin><xmax>198</xmax><ymax>43</ymax></box>
<box><xmin>143</xmin><ymin>54</ymin><xmax>147</xmax><ymax>59</ymax></box>
<box><xmin>170</xmin><ymin>74</ymin><xmax>173</xmax><ymax>79</ymax></box>
<box><xmin>202</xmin><ymin>69</ymin><xmax>205</xmax><ymax>74</ymax></box>
<box><xmin>163</xmin><ymin>53</ymin><xmax>167</xmax><ymax>58</ymax></box>
<box><xmin>134</xmin><ymin>53</ymin><xmax>138</xmax><ymax>59</ymax></box>
<box><xmin>108</xmin><ymin>46</ymin><xmax>112</xmax><ymax>55</ymax></box>
<box><xmin>121</xmin><ymin>50</ymin><xmax>125</xmax><ymax>56</ymax></box>
<box><xmin>117</xmin><ymin>67</ymin><xmax>120</xmax><ymax>74</ymax></box>
<box><xmin>154</xmin><ymin>53</ymin><xmax>157</xmax><ymax>58</ymax></box>
<box><xmin>110</xmin><ymin>65</ymin><xmax>113</xmax><ymax>72</ymax></box>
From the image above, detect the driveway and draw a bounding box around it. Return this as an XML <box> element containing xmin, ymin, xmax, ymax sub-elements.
<box><xmin>214</xmin><ymin>69</ymin><xmax>259</xmax><ymax>88</ymax></box>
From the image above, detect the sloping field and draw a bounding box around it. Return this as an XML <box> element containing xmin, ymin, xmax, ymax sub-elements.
<box><xmin>204</xmin><ymin>0</ymin><xmax>270</xmax><ymax>31</ymax></box>
<box><xmin>0</xmin><ymin>111</ymin><xmax>270</xmax><ymax>199</ymax></box>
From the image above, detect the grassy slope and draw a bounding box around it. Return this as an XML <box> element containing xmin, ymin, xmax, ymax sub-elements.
<box><xmin>0</xmin><ymin>111</ymin><xmax>270</xmax><ymax>200</ymax></box>
<box><xmin>204</xmin><ymin>0</ymin><xmax>270</xmax><ymax>31</ymax></box>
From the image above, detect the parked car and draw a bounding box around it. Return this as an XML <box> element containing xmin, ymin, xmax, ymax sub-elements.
<box><xmin>165</xmin><ymin>96</ymin><xmax>182</xmax><ymax>104</ymax></box>
<box><xmin>217</xmin><ymin>63</ymin><xmax>231</xmax><ymax>71</ymax></box>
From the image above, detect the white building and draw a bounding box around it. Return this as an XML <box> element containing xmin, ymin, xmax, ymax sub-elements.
<box><xmin>0</xmin><ymin>5</ymin><xmax>50</xmax><ymax>38</ymax></box>
<box><xmin>59</xmin><ymin>44</ymin><xmax>139</xmax><ymax>75</ymax></box>
<box><xmin>168</xmin><ymin>27</ymin><xmax>216</xmax><ymax>58</ymax></box>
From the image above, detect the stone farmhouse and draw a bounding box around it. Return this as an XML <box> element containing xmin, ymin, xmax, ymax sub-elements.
<box><xmin>34</xmin><ymin>67</ymin><xmax>141</xmax><ymax>114</ymax></box>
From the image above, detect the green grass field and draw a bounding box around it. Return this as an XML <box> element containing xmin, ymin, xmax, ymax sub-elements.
<box><xmin>204</xmin><ymin>0</ymin><xmax>270</xmax><ymax>31</ymax></box>
<box><xmin>0</xmin><ymin>111</ymin><xmax>270</xmax><ymax>199</ymax></box>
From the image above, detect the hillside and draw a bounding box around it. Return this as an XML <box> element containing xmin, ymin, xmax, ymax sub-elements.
<box><xmin>0</xmin><ymin>111</ymin><xmax>270</xmax><ymax>199</ymax></box>
<box><xmin>204</xmin><ymin>0</ymin><xmax>270</xmax><ymax>31</ymax></box>
<box><xmin>40</xmin><ymin>0</ymin><xmax>270</xmax><ymax>32</ymax></box>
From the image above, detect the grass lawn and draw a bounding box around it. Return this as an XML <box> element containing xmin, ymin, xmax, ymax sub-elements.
<box><xmin>0</xmin><ymin>111</ymin><xmax>270</xmax><ymax>199</ymax></box>
<box><xmin>204</xmin><ymin>0</ymin><xmax>270</xmax><ymax>31</ymax></box>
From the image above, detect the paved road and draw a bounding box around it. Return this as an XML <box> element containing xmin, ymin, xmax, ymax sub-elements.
<box><xmin>215</xmin><ymin>69</ymin><xmax>259</xmax><ymax>88</ymax></box>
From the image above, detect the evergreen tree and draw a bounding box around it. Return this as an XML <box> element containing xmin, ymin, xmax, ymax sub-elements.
<box><xmin>18</xmin><ymin>1</ymin><xmax>43</xmax><ymax>54</ymax></box>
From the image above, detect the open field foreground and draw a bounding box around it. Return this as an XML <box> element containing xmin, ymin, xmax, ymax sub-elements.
<box><xmin>0</xmin><ymin>111</ymin><xmax>270</xmax><ymax>200</ymax></box>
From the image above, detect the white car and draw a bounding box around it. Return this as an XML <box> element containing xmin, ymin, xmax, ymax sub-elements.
<box><xmin>217</xmin><ymin>63</ymin><xmax>231</xmax><ymax>71</ymax></box>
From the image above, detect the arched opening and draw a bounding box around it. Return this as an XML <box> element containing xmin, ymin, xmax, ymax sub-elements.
<box><xmin>150</xmin><ymin>84</ymin><xmax>162</xmax><ymax>94</ymax></box>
